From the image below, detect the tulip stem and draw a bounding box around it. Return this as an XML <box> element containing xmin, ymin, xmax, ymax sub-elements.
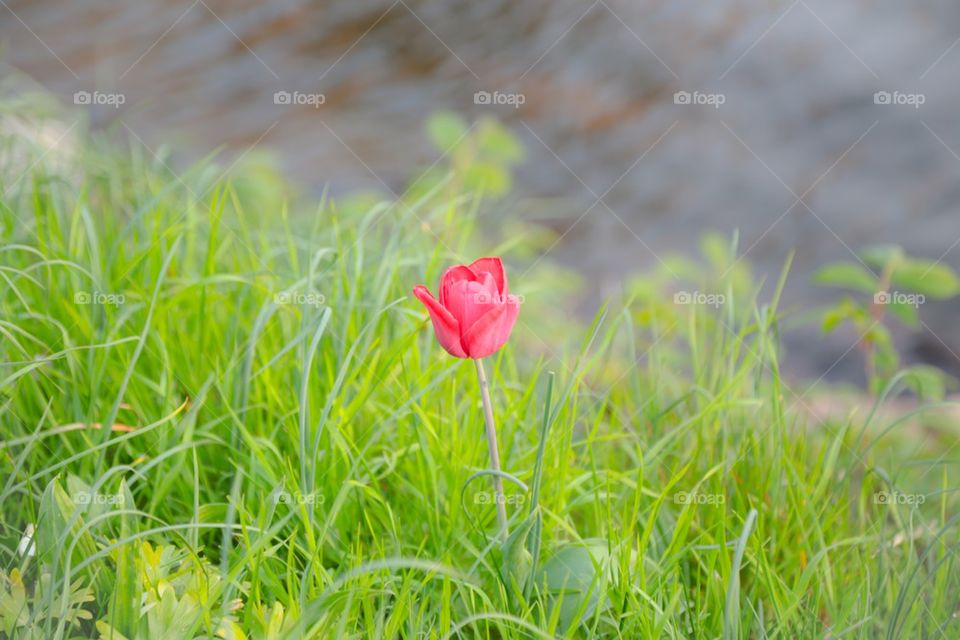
<box><xmin>474</xmin><ymin>357</ymin><xmax>509</xmax><ymax>542</ymax></box>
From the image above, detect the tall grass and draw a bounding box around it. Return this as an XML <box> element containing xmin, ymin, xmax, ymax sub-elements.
<box><xmin>0</xmin><ymin>122</ymin><xmax>957</xmax><ymax>639</ymax></box>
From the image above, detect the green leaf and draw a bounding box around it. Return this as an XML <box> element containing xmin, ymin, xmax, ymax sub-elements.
<box><xmin>860</xmin><ymin>244</ymin><xmax>904</xmax><ymax>270</ymax></box>
<box><xmin>36</xmin><ymin>478</ymin><xmax>69</xmax><ymax>565</ymax></box>
<box><xmin>525</xmin><ymin>372</ymin><xmax>555</xmax><ymax>600</ymax></box>
<box><xmin>499</xmin><ymin>511</ymin><xmax>537</xmax><ymax>603</ymax></box>
<box><xmin>477</xmin><ymin>118</ymin><xmax>524</xmax><ymax>164</ymax></box>
<box><xmin>112</xmin><ymin>479</ymin><xmax>139</xmax><ymax>636</ymax></box>
<box><xmin>0</xmin><ymin>569</ymin><xmax>29</xmax><ymax>634</ymax></box>
<box><xmin>891</xmin><ymin>260</ymin><xmax>960</xmax><ymax>299</ymax></box>
<box><xmin>96</xmin><ymin>620</ymin><xmax>133</xmax><ymax>640</ymax></box>
<box><xmin>724</xmin><ymin>509</ymin><xmax>757</xmax><ymax>640</ymax></box>
<box><xmin>812</xmin><ymin>263</ymin><xmax>878</xmax><ymax>293</ymax></box>
<box><xmin>887</xmin><ymin>300</ymin><xmax>920</xmax><ymax>327</ymax></box>
<box><xmin>67</xmin><ymin>475</ymin><xmax>109</xmax><ymax>522</ymax></box>
<box><xmin>425</xmin><ymin>111</ymin><xmax>468</xmax><ymax>153</ymax></box>
<box><xmin>820</xmin><ymin>299</ymin><xmax>860</xmax><ymax>334</ymax></box>
<box><xmin>901</xmin><ymin>365</ymin><xmax>950</xmax><ymax>401</ymax></box>
<box><xmin>701</xmin><ymin>232</ymin><xmax>733</xmax><ymax>272</ymax></box>
<box><xmin>36</xmin><ymin>478</ymin><xmax>105</xmax><ymax>593</ymax></box>
<box><xmin>463</xmin><ymin>162</ymin><xmax>511</xmax><ymax>197</ymax></box>
<box><xmin>871</xmin><ymin>326</ymin><xmax>899</xmax><ymax>380</ymax></box>
<box><xmin>537</xmin><ymin>544</ymin><xmax>609</xmax><ymax>631</ymax></box>
<box><xmin>821</xmin><ymin>307</ymin><xmax>847</xmax><ymax>334</ymax></box>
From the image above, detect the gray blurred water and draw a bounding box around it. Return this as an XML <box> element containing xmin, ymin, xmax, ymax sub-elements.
<box><xmin>3</xmin><ymin>0</ymin><xmax>960</xmax><ymax>380</ymax></box>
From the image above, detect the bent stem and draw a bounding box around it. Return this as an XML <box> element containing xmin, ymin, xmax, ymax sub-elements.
<box><xmin>474</xmin><ymin>357</ymin><xmax>509</xmax><ymax>541</ymax></box>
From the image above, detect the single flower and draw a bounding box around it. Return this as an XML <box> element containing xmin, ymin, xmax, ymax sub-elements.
<box><xmin>413</xmin><ymin>256</ymin><xmax>520</xmax><ymax>359</ymax></box>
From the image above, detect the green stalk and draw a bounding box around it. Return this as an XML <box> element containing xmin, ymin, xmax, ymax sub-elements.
<box><xmin>474</xmin><ymin>358</ymin><xmax>509</xmax><ymax>541</ymax></box>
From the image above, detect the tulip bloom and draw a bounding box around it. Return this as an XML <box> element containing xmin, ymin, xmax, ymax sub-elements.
<box><xmin>414</xmin><ymin>256</ymin><xmax>521</xmax><ymax>540</ymax></box>
<box><xmin>413</xmin><ymin>257</ymin><xmax>520</xmax><ymax>359</ymax></box>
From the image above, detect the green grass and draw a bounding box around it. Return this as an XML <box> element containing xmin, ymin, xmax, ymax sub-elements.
<box><xmin>1</xmin><ymin>120</ymin><xmax>958</xmax><ymax>639</ymax></box>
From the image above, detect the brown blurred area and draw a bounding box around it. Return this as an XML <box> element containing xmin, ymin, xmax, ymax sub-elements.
<box><xmin>4</xmin><ymin>0</ymin><xmax>960</xmax><ymax>380</ymax></box>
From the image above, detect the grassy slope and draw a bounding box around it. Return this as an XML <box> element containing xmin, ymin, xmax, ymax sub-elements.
<box><xmin>0</xmin><ymin>125</ymin><xmax>958</xmax><ymax>639</ymax></box>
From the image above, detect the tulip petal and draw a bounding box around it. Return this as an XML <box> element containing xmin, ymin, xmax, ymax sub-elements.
<box><xmin>461</xmin><ymin>296</ymin><xmax>520</xmax><ymax>358</ymax></box>
<box><xmin>439</xmin><ymin>265</ymin><xmax>477</xmax><ymax>306</ymax></box>
<box><xmin>445</xmin><ymin>272</ymin><xmax>500</xmax><ymax>331</ymax></box>
<box><xmin>413</xmin><ymin>285</ymin><xmax>468</xmax><ymax>358</ymax></box>
<box><xmin>468</xmin><ymin>257</ymin><xmax>507</xmax><ymax>293</ymax></box>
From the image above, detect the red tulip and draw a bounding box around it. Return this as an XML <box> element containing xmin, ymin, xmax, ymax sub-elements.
<box><xmin>413</xmin><ymin>256</ymin><xmax>520</xmax><ymax>359</ymax></box>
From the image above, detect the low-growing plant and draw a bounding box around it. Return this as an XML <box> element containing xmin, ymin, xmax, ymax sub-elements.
<box><xmin>814</xmin><ymin>245</ymin><xmax>960</xmax><ymax>394</ymax></box>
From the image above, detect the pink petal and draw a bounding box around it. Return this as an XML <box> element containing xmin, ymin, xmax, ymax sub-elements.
<box><xmin>439</xmin><ymin>265</ymin><xmax>477</xmax><ymax>307</ymax></box>
<box><xmin>468</xmin><ymin>257</ymin><xmax>507</xmax><ymax>294</ymax></box>
<box><xmin>461</xmin><ymin>295</ymin><xmax>520</xmax><ymax>358</ymax></box>
<box><xmin>444</xmin><ymin>272</ymin><xmax>499</xmax><ymax>330</ymax></box>
<box><xmin>413</xmin><ymin>285</ymin><xmax>468</xmax><ymax>358</ymax></box>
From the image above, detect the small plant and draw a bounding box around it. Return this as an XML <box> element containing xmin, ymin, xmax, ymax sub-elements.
<box><xmin>413</xmin><ymin>256</ymin><xmax>522</xmax><ymax>542</ymax></box>
<box><xmin>814</xmin><ymin>244</ymin><xmax>960</xmax><ymax>394</ymax></box>
<box><xmin>416</xmin><ymin>111</ymin><xmax>525</xmax><ymax>200</ymax></box>
<box><xmin>0</xmin><ymin>569</ymin><xmax>94</xmax><ymax>639</ymax></box>
<box><xmin>414</xmin><ymin>258</ymin><xmax>607</xmax><ymax>627</ymax></box>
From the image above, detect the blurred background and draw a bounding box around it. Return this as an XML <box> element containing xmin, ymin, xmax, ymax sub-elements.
<box><xmin>3</xmin><ymin>0</ymin><xmax>960</xmax><ymax>382</ymax></box>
